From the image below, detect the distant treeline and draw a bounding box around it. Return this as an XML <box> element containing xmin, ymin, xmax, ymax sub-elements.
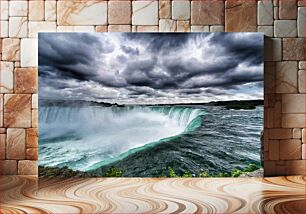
<box><xmin>146</xmin><ymin>99</ymin><xmax>263</xmax><ymax>109</ymax></box>
<box><xmin>40</xmin><ymin>98</ymin><xmax>263</xmax><ymax>110</ymax></box>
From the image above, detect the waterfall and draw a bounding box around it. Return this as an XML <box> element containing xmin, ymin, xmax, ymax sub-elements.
<box><xmin>39</xmin><ymin>105</ymin><xmax>205</xmax><ymax>171</ymax></box>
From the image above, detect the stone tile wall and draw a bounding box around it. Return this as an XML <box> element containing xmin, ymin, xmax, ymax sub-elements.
<box><xmin>0</xmin><ymin>0</ymin><xmax>305</xmax><ymax>176</ymax></box>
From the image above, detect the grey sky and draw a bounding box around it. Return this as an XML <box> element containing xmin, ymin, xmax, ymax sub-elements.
<box><xmin>38</xmin><ymin>32</ymin><xmax>263</xmax><ymax>104</ymax></box>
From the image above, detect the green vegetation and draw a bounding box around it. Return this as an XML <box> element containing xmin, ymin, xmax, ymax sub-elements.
<box><xmin>38</xmin><ymin>165</ymin><xmax>92</xmax><ymax>178</ymax></box>
<box><xmin>199</xmin><ymin>170</ymin><xmax>210</xmax><ymax>177</ymax></box>
<box><xmin>182</xmin><ymin>171</ymin><xmax>193</xmax><ymax>177</ymax></box>
<box><xmin>104</xmin><ymin>166</ymin><xmax>123</xmax><ymax>177</ymax></box>
<box><xmin>160</xmin><ymin>164</ymin><xmax>260</xmax><ymax>178</ymax></box>
<box><xmin>39</xmin><ymin>164</ymin><xmax>261</xmax><ymax>178</ymax></box>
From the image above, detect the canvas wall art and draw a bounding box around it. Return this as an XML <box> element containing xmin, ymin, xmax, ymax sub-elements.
<box><xmin>38</xmin><ymin>33</ymin><xmax>264</xmax><ymax>177</ymax></box>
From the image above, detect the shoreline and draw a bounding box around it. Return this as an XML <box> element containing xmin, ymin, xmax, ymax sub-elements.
<box><xmin>39</xmin><ymin>164</ymin><xmax>263</xmax><ymax>178</ymax></box>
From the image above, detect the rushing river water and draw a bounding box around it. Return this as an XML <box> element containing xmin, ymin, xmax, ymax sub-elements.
<box><xmin>39</xmin><ymin>104</ymin><xmax>263</xmax><ymax>176</ymax></box>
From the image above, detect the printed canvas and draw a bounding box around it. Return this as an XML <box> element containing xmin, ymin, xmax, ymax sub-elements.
<box><xmin>38</xmin><ymin>33</ymin><xmax>264</xmax><ymax>177</ymax></box>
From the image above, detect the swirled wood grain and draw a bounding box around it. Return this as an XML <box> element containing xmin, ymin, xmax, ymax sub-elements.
<box><xmin>0</xmin><ymin>176</ymin><xmax>305</xmax><ymax>214</ymax></box>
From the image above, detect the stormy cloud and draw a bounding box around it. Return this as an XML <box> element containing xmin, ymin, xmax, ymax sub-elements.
<box><xmin>38</xmin><ymin>32</ymin><xmax>263</xmax><ymax>104</ymax></box>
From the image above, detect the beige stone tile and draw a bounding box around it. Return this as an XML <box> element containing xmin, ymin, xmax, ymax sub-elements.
<box><xmin>293</xmin><ymin>128</ymin><xmax>302</xmax><ymax>139</ymax></box>
<box><xmin>0</xmin><ymin>21</ymin><xmax>9</xmax><ymax>38</ymax></box>
<box><xmin>265</xmin><ymin>107</ymin><xmax>274</xmax><ymax>128</ymax></box>
<box><xmin>108</xmin><ymin>1</ymin><xmax>131</xmax><ymax>24</ymax></box>
<box><xmin>258</xmin><ymin>26</ymin><xmax>273</xmax><ymax>37</ymax></box>
<box><xmin>282</xmin><ymin>114</ymin><xmax>305</xmax><ymax>128</ymax></box>
<box><xmin>108</xmin><ymin>25</ymin><xmax>131</xmax><ymax>32</ymax></box>
<box><xmin>274</xmin><ymin>7</ymin><xmax>279</xmax><ymax>20</ymax></box>
<box><xmin>21</xmin><ymin>38</ymin><xmax>38</xmax><ymax>67</ymax></box>
<box><xmin>95</xmin><ymin>26</ymin><xmax>108</xmax><ymax>32</ymax></box>
<box><xmin>177</xmin><ymin>21</ymin><xmax>190</xmax><ymax>32</ymax></box>
<box><xmin>258</xmin><ymin>0</ymin><xmax>273</xmax><ymax>25</ymax></box>
<box><xmin>302</xmin><ymin>144</ymin><xmax>306</xmax><ymax>159</ymax></box>
<box><xmin>57</xmin><ymin>26</ymin><xmax>95</xmax><ymax>32</ymax></box>
<box><xmin>9</xmin><ymin>17</ymin><xmax>28</xmax><ymax>38</ymax></box>
<box><xmin>159</xmin><ymin>1</ymin><xmax>171</xmax><ymax>19</ymax></box>
<box><xmin>26</xmin><ymin>128</ymin><xmax>38</xmax><ymax>148</ymax></box>
<box><xmin>6</xmin><ymin>128</ymin><xmax>25</xmax><ymax>159</ymax></box>
<box><xmin>275</xmin><ymin>61</ymin><xmax>298</xmax><ymax>93</ymax></box>
<box><xmin>1</xmin><ymin>1</ymin><xmax>9</xmax><ymax>21</ymax></box>
<box><xmin>0</xmin><ymin>134</ymin><xmax>5</xmax><ymax>159</ymax></box>
<box><xmin>0</xmin><ymin>160</ymin><xmax>17</xmax><ymax>175</ymax></box>
<box><xmin>285</xmin><ymin>160</ymin><xmax>305</xmax><ymax>175</ymax></box>
<box><xmin>269</xmin><ymin>140</ymin><xmax>279</xmax><ymax>160</ymax></box>
<box><xmin>298</xmin><ymin>0</ymin><xmax>305</xmax><ymax>6</ymax></box>
<box><xmin>9</xmin><ymin>1</ymin><xmax>28</xmax><ymax>17</ymax></box>
<box><xmin>29</xmin><ymin>1</ymin><xmax>45</xmax><ymax>21</ymax></box>
<box><xmin>136</xmin><ymin>26</ymin><xmax>159</xmax><ymax>32</ymax></box>
<box><xmin>192</xmin><ymin>0</ymin><xmax>224</xmax><ymax>25</ymax></box>
<box><xmin>210</xmin><ymin>25</ymin><xmax>224</xmax><ymax>32</ymax></box>
<box><xmin>32</xmin><ymin>110</ymin><xmax>38</xmax><ymax>128</ymax></box>
<box><xmin>132</xmin><ymin>25</ymin><xmax>137</xmax><ymax>32</ymax></box>
<box><xmin>299</xmin><ymin>61</ymin><xmax>306</xmax><ymax>70</ymax></box>
<box><xmin>29</xmin><ymin>21</ymin><xmax>57</xmax><ymax>38</ymax></box>
<box><xmin>4</xmin><ymin>94</ymin><xmax>31</xmax><ymax>128</ymax></box>
<box><xmin>273</xmin><ymin>95</ymin><xmax>282</xmax><ymax>128</ymax></box>
<box><xmin>45</xmin><ymin>1</ymin><xmax>57</xmax><ymax>21</ymax></box>
<box><xmin>274</xmin><ymin>20</ymin><xmax>297</xmax><ymax>37</ymax></box>
<box><xmin>132</xmin><ymin>1</ymin><xmax>158</xmax><ymax>25</ymax></box>
<box><xmin>303</xmin><ymin>129</ymin><xmax>306</xmax><ymax>143</ymax></box>
<box><xmin>172</xmin><ymin>1</ymin><xmax>190</xmax><ymax>21</ymax></box>
<box><xmin>225</xmin><ymin>0</ymin><xmax>257</xmax><ymax>32</ymax></box>
<box><xmin>18</xmin><ymin>160</ymin><xmax>38</xmax><ymax>175</ymax></box>
<box><xmin>14</xmin><ymin>68</ymin><xmax>38</xmax><ymax>94</ymax></box>
<box><xmin>264</xmin><ymin>38</ymin><xmax>282</xmax><ymax>61</ymax></box>
<box><xmin>269</xmin><ymin>128</ymin><xmax>293</xmax><ymax>139</ymax></box>
<box><xmin>159</xmin><ymin>19</ymin><xmax>176</xmax><ymax>32</ymax></box>
<box><xmin>298</xmin><ymin>7</ymin><xmax>305</xmax><ymax>37</ymax></box>
<box><xmin>32</xmin><ymin>94</ymin><xmax>38</xmax><ymax>109</ymax></box>
<box><xmin>283</xmin><ymin>38</ymin><xmax>305</xmax><ymax>61</ymax></box>
<box><xmin>191</xmin><ymin>25</ymin><xmax>209</xmax><ymax>32</ymax></box>
<box><xmin>2</xmin><ymin>38</ymin><xmax>20</xmax><ymax>61</ymax></box>
<box><xmin>298</xmin><ymin>70</ymin><xmax>305</xmax><ymax>93</ymax></box>
<box><xmin>0</xmin><ymin>94</ymin><xmax>3</xmax><ymax>128</ymax></box>
<box><xmin>279</xmin><ymin>0</ymin><xmax>297</xmax><ymax>19</ymax></box>
<box><xmin>282</xmin><ymin>94</ymin><xmax>305</xmax><ymax>114</ymax></box>
<box><xmin>57</xmin><ymin>1</ymin><xmax>107</xmax><ymax>25</ymax></box>
<box><xmin>0</xmin><ymin>61</ymin><xmax>14</xmax><ymax>93</ymax></box>
<box><xmin>280</xmin><ymin>139</ymin><xmax>302</xmax><ymax>160</ymax></box>
<box><xmin>0</xmin><ymin>128</ymin><xmax>6</xmax><ymax>134</ymax></box>
<box><xmin>26</xmin><ymin>148</ymin><xmax>38</xmax><ymax>160</ymax></box>
<box><xmin>14</xmin><ymin>61</ymin><xmax>20</xmax><ymax>68</ymax></box>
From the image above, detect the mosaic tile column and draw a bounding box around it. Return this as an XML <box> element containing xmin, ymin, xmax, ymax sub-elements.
<box><xmin>0</xmin><ymin>0</ymin><xmax>305</xmax><ymax>176</ymax></box>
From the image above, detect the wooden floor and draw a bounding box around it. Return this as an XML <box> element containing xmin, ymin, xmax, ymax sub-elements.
<box><xmin>0</xmin><ymin>176</ymin><xmax>305</xmax><ymax>214</ymax></box>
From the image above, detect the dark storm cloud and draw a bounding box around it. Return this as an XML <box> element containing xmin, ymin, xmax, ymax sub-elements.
<box><xmin>121</xmin><ymin>45</ymin><xmax>139</xmax><ymax>55</ymax></box>
<box><xmin>208</xmin><ymin>33</ymin><xmax>263</xmax><ymax>66</ymax></box>
<box><xmin>39</xmin><ymin>33</ymin><xmax>263</xmax><ymax>103</ymax></box>
<box><xmin>39</xmin><ymin>33</ymin><xmax>113</xmax><ymax>81</ymax></box>
<box><xmin>123</xmin><ymin>33</ymin><xmax>192</xmax><ymax>53</ymax></box>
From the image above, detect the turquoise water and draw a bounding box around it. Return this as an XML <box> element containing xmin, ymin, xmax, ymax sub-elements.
<box><xmin>39</xmin><ymin>105</ymin><xmax>205</xmax><ymax>171</ymax></box>
<box><xmin>39</xmin><ymin>104</ymin><xmax>263</xmax><ymax>175</ymax></box>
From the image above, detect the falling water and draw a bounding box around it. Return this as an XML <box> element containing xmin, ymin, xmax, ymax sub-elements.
<box><xmin>39</xmin><ymin>105</ymin><xmax>205</xmax><ymax>171</ymax></box>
